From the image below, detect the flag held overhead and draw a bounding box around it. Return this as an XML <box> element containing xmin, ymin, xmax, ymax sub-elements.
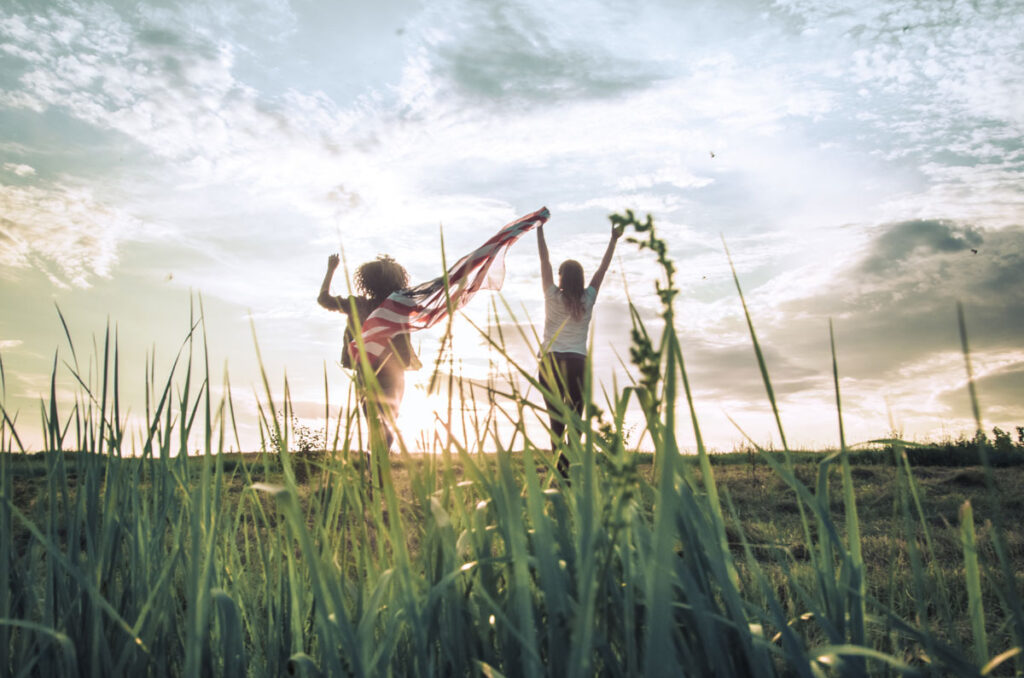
<box><xmin>350</xmin><ymin>207</ymin><xmax>551</xmax><ymax>366</ymax></box>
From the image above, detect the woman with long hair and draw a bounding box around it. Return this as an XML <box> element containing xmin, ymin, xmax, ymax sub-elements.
<box><xmin>536</xmin><ymin>222</ymin><xmax>623</xmax><ymax>476</ymax></box>
<box><xmin>318</xmin><ymin>253</ymin><xmax>420</xmax><ymax>452</ymax></box>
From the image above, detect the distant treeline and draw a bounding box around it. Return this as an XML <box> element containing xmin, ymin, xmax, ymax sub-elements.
<box><xmin>706</xmin><ymin>426</ymin><xmax>1024</xmax><ymax>468</ymax></box>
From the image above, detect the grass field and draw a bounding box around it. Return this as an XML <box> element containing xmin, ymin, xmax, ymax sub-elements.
<box><xmin>2</xmin><ymin>211</ymin><xmax>1022</xmax><ymax>676</ymax></box>
<box><xmin>3</xmin><ymin>446</ymin><xmax>1023</xmax><ymax>677</ymax></box>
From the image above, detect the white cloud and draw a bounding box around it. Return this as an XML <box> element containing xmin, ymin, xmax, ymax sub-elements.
<box><xmin>556</xmin><ymin>194</ymin><xmax>688</xmax><ymax>216</ymax></box>
<box><xmin>2</xmin><ymin>163</ymin><xmax>35</xmax><ymax>177</ymax></box>
<box><xmin>879</xmin><ymin>160</ymin><xmax>1024</xmax><ymax>230</ymax></box>
<box><xmin>615</xmin><ymin>167</ymin><xmax>713</xmax><ymax>192</ymax></box>
<box><xmin>0</xmin><ymin>181</ymin><xmax>146</xmax><ymax>287</ymax></box>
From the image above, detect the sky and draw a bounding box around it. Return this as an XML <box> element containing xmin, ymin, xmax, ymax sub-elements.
<box><xmin>1</xmin><ymin>0</ymin><xmax>1022</xmax><ymax>453</ymax></box>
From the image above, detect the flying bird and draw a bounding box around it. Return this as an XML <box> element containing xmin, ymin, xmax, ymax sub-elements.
<box><xmin>709</xmin><ymin>151</ymin><xmax>716</xmax><ymax>158</ymax></box>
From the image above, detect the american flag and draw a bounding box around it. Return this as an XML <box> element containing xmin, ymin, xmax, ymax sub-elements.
<box><xmin>350</xmin><ymin>206</ymin><xmax>551</xmax><ymax>365</ymax></box>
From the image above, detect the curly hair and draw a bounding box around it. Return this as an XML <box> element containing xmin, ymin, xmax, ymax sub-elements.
<box><xmin>355</xmin><ymin>255</ymin><xmax>410</xmax><ymax>302</ymax></box>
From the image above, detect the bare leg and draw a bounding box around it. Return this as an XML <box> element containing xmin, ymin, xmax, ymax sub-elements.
<box><xmin>359</xmin><ymin>358</ymin><xmax>405</xmax><ymax>491</ymax></box>
<box><xmin>375</xmin><ymin>359</ymin><xmax>405</xmax><ymax>451</ymax></box>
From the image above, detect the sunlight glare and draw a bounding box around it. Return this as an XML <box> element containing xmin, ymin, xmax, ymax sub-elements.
<box><xmin>396</xmin><ymin>380</ymin><xmax>446</xmax><ymax>453</ymax></box>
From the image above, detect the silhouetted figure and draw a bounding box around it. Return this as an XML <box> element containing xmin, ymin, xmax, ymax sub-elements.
<box><xmin>536</xmin><ymin>222</ymin><xmax>623</xmax><ymax>477</ymax></box>
<box><xmin>318</xmin><ymin>254</ymin><xmax>420</xmax><ymax>453</ymax></box>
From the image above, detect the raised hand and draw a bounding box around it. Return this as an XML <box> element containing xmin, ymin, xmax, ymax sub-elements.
<box><xmin>327</xmin><ymin>253</ymin><xmax>340</xmax><ymax>270</ymax></box>
<box><xmin>590</xmin><ymin>222</ymin><xmax>623</xmax><ymax>291</ymax></box>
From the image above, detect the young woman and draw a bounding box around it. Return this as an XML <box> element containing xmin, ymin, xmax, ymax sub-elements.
<box><xmin>318</xmin><ymin>253</ymin><xmax>420</xmax><ymax>451</ymax></box>
<box><xmin>536</xmin><ymin>222</ymin><xmax>623</xmax><ymax>475</ymax></box>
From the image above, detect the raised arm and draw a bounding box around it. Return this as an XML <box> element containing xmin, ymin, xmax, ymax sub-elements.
<box><xmin>537</xmin><ymin>224</ymin><xmax>554</xmax><ymax>289</ymax></box>
<box><xmin>317</xmin><ymin>254</ymin><xmax>347</xmax><ymax>312</ymax></box>
<box><xmin>588</xmin><ymin>222</ymin><xmax>624</xmax><ymax>292</ymax></box>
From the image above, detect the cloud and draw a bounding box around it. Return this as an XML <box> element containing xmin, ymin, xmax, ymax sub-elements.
<box><xmin>2</xmin><ymin>163</ymin><xmax>35</xmax><ymax>177</ymax></box>
<box><xmin>858</xmin><ymin>219</ymin><xmax>983</xmax><ymax>274</ymax></box>
<box><xmin>0</xmin><ymin>180</ymin><xmax>145</xmax><ymax>287</ymax></box>
<box><xmin>968</xmin><ymin>362</ymin><xmax>1024</xmax><ymax>420</ymax></box>
<box><xmin>615</xmin><ymin>167</ymin><xmax>714</xmax><ymax>193</ymax></box>
<box><xmin>0</xmin><ymin>2</ymin><xmax>338</xmax><ymax>177</ymax></box>
<box><xmin>2</xmin><ymin>0</ymin><xmax>941</xmax><ymax>307</ymax></box>
<box><xmin>135</xmin><ymin>27</ymin><xmax>185</xmax><ymax>48</ymax></box>
<box><xmin>766</xmin><ymin>220</ymin><xmax>1024</xmax><ymax>372</ymax></box>
<box><xmin>878</xmin><ymin>158</ymin><xmax>1024</xmax><ymax>230</ymax></box>
<box><xmin>933</xmin><ymin>357</ymin><xmax>1024</xmax><ymax>422</ymax></box>
<box><xmin>676</xmin><ymin>218</ymin><xmax>1024</xmax><ymax>437</ymax></box>
<box><xmin>683</xmin><ymin>337</ymin><xmax>826</xmax><ymax>403</ymax></box>
<box><xmin>0</xmin><ymin>4</ymin><xmax>241</xmax><ymax>160</ymax></box>
<box><xmin>413</xmin><ymin>1</ymin><xmax>669</xmax><ymax>107</ymax></box>
<box><xmin>0</xmin><ymin>2</ymin><xmax>390</xmax><ymax>290</ymax></box>
<box><xmin>646</xmin><ymin>216</ymin><xmax>1024</xmax><ymax>443</ymax></box>
<box><xmin>771</xmin><ymin>0</ymin><xmax>1024</xmax><ymax>232</ymax></box>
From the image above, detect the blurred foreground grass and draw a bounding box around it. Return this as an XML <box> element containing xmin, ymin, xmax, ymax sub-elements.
<box><xmin>4</xmin><ymin>449</ymin><xmax>1022</xmax><ymax>676</ymax></box>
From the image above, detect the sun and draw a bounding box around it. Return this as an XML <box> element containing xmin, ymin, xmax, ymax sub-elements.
<box><xmin>395</xmin><ymin>381</ymin><xmax>448</xmax><ymax>453</ymax></box>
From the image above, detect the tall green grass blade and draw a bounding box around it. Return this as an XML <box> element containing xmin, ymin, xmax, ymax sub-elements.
<box><xmin>957</xmin><ymin>303</ymin><xmax>984</xmax><ymax>441</ymax></box>
<box><xmin>722</xmin><ymin>238</ymin><xmax>819</xmax><ymax>584</ymax></box>
<box><xmin>212</xmin><ymin>589</ymin><xmax>247</xmax><ymax>678</ymax></box>
<box><xmin>254</xmin><ymin>482</ymin><xmax>360</xmax><ymax>677</ymax></box>
<box><xmin>494</xmin><ymin>447</ymin><xmax>541</xmax><ymax>676</ymax></box>
<box><xmin>809</xmin><ymin>644</ymin><xmax>921</xmax><ymax>675</ymax></box>
<box><xmin>249</xmin><ymin>320</ymin><xmax>296</xmax><ymax>486</ymax></box>
<box><xmin>4</xmin><ymin>500</ymin><xmax>148</xmax><ymax>652</ymax></box>
<box><xmin>671</xmin><ymin>335</ymin><xmax>739</xmax><ymax>589</ymax></box>
<box><xmin>519</xmin><ymin>443</ymin><xmax>571</xmax><ymax>675</ymax></box>
<box><xmin>54</xmin><ymin>302</ymin><xmax>80</xmax><ymax>373</ymax></box>
<box><xmin>957</xmin><ymin>303</ymin><xmax>1024</xmax><ymax>663</ymax></box>
<box><xmin>830</xmin><ymin>321</ymin><xmax>867</xmax><ymax>676</ymax></box>
<box><xmin>288</xmin><ymin>652</ymin><xmax>324</xmax><ymax>678</ymax></box>
<box><xmin>643</xmin><ymin>418</ymin><xmax>680</xmax><ymax>676</ymax></box>
<box><xmin>959</xmin><ymin>500</ymin><xmax>988</xmax><ymax>667</ymax></box>
<box><xmin>894</xmin><ymin>445</ymin><xmax>939</xmax><ymax>672</ymax></box>
<box><xmin>97</xmin><ymin>320</ymin><xmax>111</xmax><ymax>457</ymax></box>
<box><xmin>982</xmin><ymin>648</ymin><xmax>1022</xmax><ymax>676</ymax></box>
<box><xmin>722</xmin><ymin>237</ymin><xmax>788</xmax><ymax>454</ymax></box>
<box><xmin>0</xmin><ymin>619</ymin><xmax>79</xmax><ymax>677</ymax></box>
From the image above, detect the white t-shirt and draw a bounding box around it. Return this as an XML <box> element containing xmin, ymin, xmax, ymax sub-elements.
<box><xmin>542</xmin><ymin>284</ymin><xmax>598</xmax><ymax>355</ymax></box>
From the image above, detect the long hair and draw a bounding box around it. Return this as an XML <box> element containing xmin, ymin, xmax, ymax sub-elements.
<box><xmin>355</xmin><ymin>255</ymin><xmax>409</xmax><ymax>303</ymax></box>
<box><xmin>557</xmin><ymin>259</ymin><xmax>586</xmax><ymax>321</ymax></box>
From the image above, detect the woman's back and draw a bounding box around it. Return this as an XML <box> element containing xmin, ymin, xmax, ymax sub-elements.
<box><xmin>542</xmin><ymin>285</ymin><xmax>597</xmax><ymax>355</ymax></box>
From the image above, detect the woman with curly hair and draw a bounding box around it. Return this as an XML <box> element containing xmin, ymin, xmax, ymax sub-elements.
<box><xmin>318</xmin><ymin>253</ymin><xmax>420</xmax><ymax>452</ymax></box>
<box><xmin>536</xmin><ymin>222</ymin><xmax>623</xmax><ymax>476</ymax></box>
